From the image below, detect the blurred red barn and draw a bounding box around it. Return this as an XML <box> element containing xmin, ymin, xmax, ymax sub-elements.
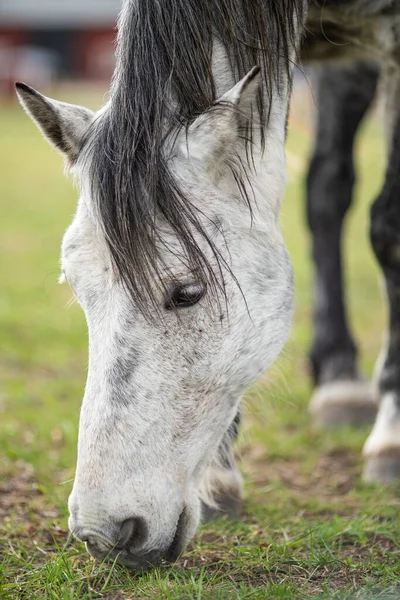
<box><xmin>0</xmin><ymin>0</ymin><xmax>121</xmax><ymax>95</ymax></box>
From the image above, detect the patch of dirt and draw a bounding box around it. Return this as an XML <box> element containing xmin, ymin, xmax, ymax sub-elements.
<box><xmin>0</xmin><ymin>460</ymin><xmax>68</xmax><ymax>555</ymax></box>
<box><xmin>240</xmin><ymin>445</ymin><xmax>360</xmax><ymax>501</ymax></box>
<box><xmin>0</xmin><ymin>461</ymin><xmax>40</xmax><ymax>519</ymax></box>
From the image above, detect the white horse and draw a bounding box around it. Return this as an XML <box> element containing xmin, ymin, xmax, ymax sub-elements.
<box><xmin>16</xmin><ymin>0</ymin><xmax>400</xmax><ymax>567</ymax></box>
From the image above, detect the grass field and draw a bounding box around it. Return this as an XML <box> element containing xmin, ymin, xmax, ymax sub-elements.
<box><xmin>0</xmin><ymin>84</ymin><xmax>399</xmax><ymax>599</ymax></box>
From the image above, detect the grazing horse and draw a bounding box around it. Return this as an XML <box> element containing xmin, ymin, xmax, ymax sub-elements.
<box><xmin>16</xmin><ymin>0</ymin><xmax>400</xmax><ymax>567</ymax></box>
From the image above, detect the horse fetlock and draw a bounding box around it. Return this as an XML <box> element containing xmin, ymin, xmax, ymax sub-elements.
<box><xmin>363</xmin><ymin>392</ymin><xmax>400</xmax><ymax>483</ymax></box>
<box><xmin>310</xmin><ymin>347</ymin><xmax>359</xmax><ymax>387</ymax></box>
<box><xmin>309</xmin><ymin>379</ymin><xmax>378</xmax><ymax>428</ymax></box>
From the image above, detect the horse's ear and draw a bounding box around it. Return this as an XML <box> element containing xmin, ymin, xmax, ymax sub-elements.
<box><xmin>218</xmin><ymin>65</ymin><xmax>261</xmax><ymax>117</ymax></box>
<box><xmin>180</xmin><ymin>66</ymin><xmax>261</xmax><ymax>173</ymax></box>
<box><xmin>15</xmin><ymin>83</ymin><xmax>94</xmax><ymax>164</ymax></box>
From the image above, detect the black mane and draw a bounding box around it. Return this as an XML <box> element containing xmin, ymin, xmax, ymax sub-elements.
<box><xmin>83</xmin><ymin>0</ymin><xmax>304</xmax><ymax>314</ymax></box>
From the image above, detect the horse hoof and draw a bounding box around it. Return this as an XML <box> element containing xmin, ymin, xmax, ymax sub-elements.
<box><xmin>201</xmin><ymin>491</ymin><xmax>242</xmax><ymax>522</ymax></box>
<box><xmin>363</xmin><ymin>450</ymin><xmax>400</xmax><ymax>484</ymax></box>
<box><xmin>200</xmin><ymin>467</ymin><xmax>243</xmax><ymax>522</ymax></box>
<box><xmin>309</xmin><ymin>380</ymin><xmax>378</xmax><ymax>428</ymax></box>
<box><xmin>362</xmin><ymin>393</ymin><xmax>400</xmax><ymax>483</ymax></box>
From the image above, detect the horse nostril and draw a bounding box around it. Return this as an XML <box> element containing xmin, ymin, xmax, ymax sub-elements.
<box><xmin>117</xmin><ymin>516</ymin><xmax>148</xmax><ymax>550</ymax></box>
<box><xmin>118</xmin><ymin>518</ymin><xmax>136</xmax><ymax>547</ymax></box>
<box><xmin>73</xmin><ymin>527</ymin><xmax>115</xmax><ymax>552</ymax></box>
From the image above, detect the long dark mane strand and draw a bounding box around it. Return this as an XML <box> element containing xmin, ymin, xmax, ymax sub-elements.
<box><xmin>84</xmin><ymin>0</ymin><xmax>304</xmax><ymax>315</ymax></box>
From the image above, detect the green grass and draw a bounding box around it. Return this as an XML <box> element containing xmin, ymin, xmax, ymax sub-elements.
<box><xmin>0</xmin><ymin>86</ymin><xmax>399</xmax><ymax>599</ymax></box>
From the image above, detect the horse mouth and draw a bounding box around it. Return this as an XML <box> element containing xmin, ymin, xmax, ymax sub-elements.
<box><xmin>86</xmin><ymin>542</ymin><xmax>166</xmax><ymax>569</ymax></box>
<box><xmin>164</xmin><ymin>506</ymin><xmax>191</xmax><ymax>562</ymax></box>
<box><xmin>83</xmin><ymin>506</ymin><xmax>193</xmax><ymax>568</ymax></box>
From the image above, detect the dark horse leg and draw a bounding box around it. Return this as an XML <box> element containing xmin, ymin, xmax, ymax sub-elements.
<box><xmin>363</xmin><ymin>66</ymin><xmax>400</xmax><ymax>482</ymax></box>
<box><xmin>307</xmin><ymin>63</ymin><xmax>380</xmax><ymax>427</ymax></box>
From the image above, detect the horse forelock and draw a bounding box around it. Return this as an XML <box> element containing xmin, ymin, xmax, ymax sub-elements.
<box><xmin>81</xmin><ymin>0</ymin><xmax>304</xmax><ymax>316</ymax></box>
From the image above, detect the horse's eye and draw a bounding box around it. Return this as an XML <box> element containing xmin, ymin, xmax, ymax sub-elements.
<box><xmin>164</xmin><ymin>283</ymin><xmax>206</xmax><ymax>310</ymax></box>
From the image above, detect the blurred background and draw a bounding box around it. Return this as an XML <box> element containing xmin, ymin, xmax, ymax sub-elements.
<box><xmin>0</xmin><ymin>0</ymin><xmax>121</xmax><ymax>97</ymax></box>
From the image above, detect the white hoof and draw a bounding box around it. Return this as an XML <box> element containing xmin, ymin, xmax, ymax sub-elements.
<box><xmin>363</xmin><ymin>393</ymin><xmax>400</xmax><ymax>484</ymax></box>
<box><xmin>310</xmin><ymin>380</ymin><xmax>378</xmax><ymax>428</ymax></box>
<box><xmin>364</xmin><ymin>453</ymin><xmax>400</xmax><ymax>484</ymax></box>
